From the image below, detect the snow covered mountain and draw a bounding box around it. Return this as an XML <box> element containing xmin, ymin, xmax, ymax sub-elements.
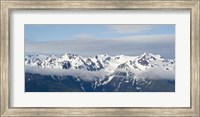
<box><xmin>25</xmin><ymin>53</ymin><xmax>175</xmax><ymax>72</ymax></box>
<box><xmin>25</xmin><ymin>53</ymin><xmax>175</xmax><ymax>92</ymax></box>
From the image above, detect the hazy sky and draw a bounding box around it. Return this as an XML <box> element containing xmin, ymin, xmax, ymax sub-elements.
<box><xmin>25</xmin><ymin>24</ymin><xmax>175</xmax><ymax>59</ymax></box>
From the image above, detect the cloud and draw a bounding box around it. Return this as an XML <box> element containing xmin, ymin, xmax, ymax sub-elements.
<box><xmin>107</xmin><ymin>25</ymin><xmax>154</xmax><ymax>34</ymax></box>
<box><xmin>117</xmin><ymin>34</ymin><xmax>174</xmax><ymax>43</ymax></box>
<box><xmin>74</xmin><ymin>34</ymin><xmax>94</xmax><ymax>40</ymax></box>
<box><xmin>137</xmin><ymin>67</ymin><xmax>175</xmax><ymax>80</ymax></box>
<box><xmin>25</xmin><ymin>34</ymin><xmax>175</xmax><ymax>59</ymax></box>
<box><xmin>25</xmin><ymin>66</ymin><xmax>109</xmax><ymax>81</ymax></box>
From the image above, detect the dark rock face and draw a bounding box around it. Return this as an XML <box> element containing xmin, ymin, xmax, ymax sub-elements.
<box><xmin>117</xmin><ymin>63</ymin><xmax>130</xmax><ymax>70</ymax></box>
<box><xmin>25</xmin><ymin>73</ymin><xmax>83</xmax><ymax>92</ymax></box>
<box><xmin>141</xmin><ymin>79</ymin><xmax>175</xmax><ymax>92</ymax></box>
<box><xmin>102</xmin><ymin>75</ymin><xmax>137</xmax><ymax>92</ymax></box>
<box><xmin>25</xmin><ymin>73</ymin><xmax>175</xmax><ymax>92</ymax></box>
<box><xmin>62</xmin><ymin>61</ymin><xmax>71</xmax><ymax>69</ymax></box>
<box><xmin>138</xmin><ymin>59</ymin><xmax>149</xmax><ymax>66</ymax></box>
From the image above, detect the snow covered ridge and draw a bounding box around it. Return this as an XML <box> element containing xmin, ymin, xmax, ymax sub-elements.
<box><xmin>25</xmin><ymin>53</ymin><xmax>175</xmax><ymax>80</ymax></box>
<box><xmin>25</xmin><ymin>53</ymin><xmax>175</xmax><ymax>71</ymax></box>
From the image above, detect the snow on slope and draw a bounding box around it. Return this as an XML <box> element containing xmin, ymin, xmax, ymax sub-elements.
<box><xmin>25</xmin><ymin>53</ymin><xmax>175</xmax><ymax>81</ymax></box>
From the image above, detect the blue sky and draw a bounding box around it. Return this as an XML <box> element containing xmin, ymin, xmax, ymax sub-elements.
<box><xmin>25</xmin><ymin>24</ymin><xmax>175</xmax><ymax>58</ymax></box>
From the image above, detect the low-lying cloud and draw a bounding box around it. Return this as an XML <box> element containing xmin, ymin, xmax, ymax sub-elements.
<box><xmin>136</xmin><ymin>67</ymin><xmax>175</xmax><ymax>80</ymax></box>
<box><xmin>25</xmin><ymin>34</ymin><xmax>175</xmax><ymax>59</ymax></box>
<box><xmin>25</xmin><ymin>66</ymin><xmax>109</xmax><ymax>81</ymax></box>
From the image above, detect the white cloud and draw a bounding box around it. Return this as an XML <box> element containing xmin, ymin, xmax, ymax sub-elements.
<box><xmin>25</xmin><ymin>34</ymin><xmax>175</xmax><ymax>58</ymax></box>
<box><xmin>117</xmin><ymin>34</ymin><xmax>174</xmax><ymax>43</ymax></box>
<box><xmin>137</xmin><ymin>67</ymin><xmax>175</xmax><ymax>80</ymax></box>
<box><xmin>25</xmin><ymin>66</ymin><xmax>109</xmax><ymax>81</ymax></box>
<box><xmin>108</xmin><ymin>25</ymin><xmax>154</xmax><ymax>34</ymax></box>
<box><xmin>74</xmin><ymin>34</ymin><xmax>93</xmax><ymax>39</ymax></box>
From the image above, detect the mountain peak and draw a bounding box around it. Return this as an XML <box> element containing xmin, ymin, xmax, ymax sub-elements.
<box><xmin>25</xmin><ymin>53</ymin><xmax>175</xmax><ymax>72</ymax></box>
<box><xmin>117</xmin><ymin>63</ymin><xmax>130</xmax><ymax>70</ymax></box>
<box><xmin>60</xmin><ymin>53</ymin><xmax>80</xmax><ymax>60</ymax></box>
<box><xmin>139</xmin><ymin>53</ymin><xmax>163</xmax><ymax>60</ymax></box>
<box><xmin>61</xmin><ymin>53</ymin><xmax>79</xmax><ymax>57</ymax></box>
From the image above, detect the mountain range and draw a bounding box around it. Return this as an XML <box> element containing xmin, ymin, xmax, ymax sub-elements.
<box><xmin>25</xmin><ymin>53</ymin><xmax>175</xmax><ymax>92</ymax></box>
